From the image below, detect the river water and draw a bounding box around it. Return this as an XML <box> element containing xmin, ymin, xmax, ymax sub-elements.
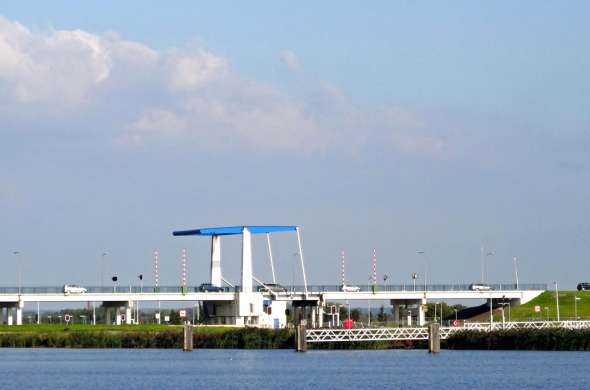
<box><xmin>0</xmin><ymin>348</ymin><xmax>588</xmax><ymax>389</ymax></box>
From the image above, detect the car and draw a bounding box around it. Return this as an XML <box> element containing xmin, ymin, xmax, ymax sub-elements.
<box><xmin>340</xmin><ymin>284</ymin><xmax>361</xmax><ymax>292</ymax></box>
<box><xmin>257</xmin><ymin>283</ymin><xmax>287</xmax><ymax>293</ymax></box>
<box><xmin>63</xmin><ymin>285</ymin><xmax>87</xmax><ymax>294</ymax></box>
<box><xmin>198</xmin><ymin>283</ymin><xmax>226</xmax><ymax>292</ymax></box>
<box><xmin>577</xmin><ymin>283</ymin><xmax>590</xmax><ymax>291</ymax></box>
<box><xmin>469</xmin><ymin>283</ymin><xmax>492</xmax><ymax>291</ymax></box>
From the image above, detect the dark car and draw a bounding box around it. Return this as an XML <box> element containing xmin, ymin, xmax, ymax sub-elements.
<box><xmin>577</xmin><ymin>283</ymin><xmax>590</xmax><ymax>291</ymax></box>
<box><xmin>257</xmin><ymin>283</ymin><xmax>287</xmax><ymax>293</ymax></box>
<box><xmin>198</xmin><ymin>283</ymin><xmax>227</xmax><ymax>292</ymax></box>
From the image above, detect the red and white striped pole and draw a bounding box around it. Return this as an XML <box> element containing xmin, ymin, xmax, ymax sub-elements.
<box><xmin>153</xmin><ymin>250</ymin><xmax>160</xmax><ymax>290</ymax></box>
<box><xmin>181</xmin><ymin>249</ymin><xmax>187</xmax><ymax>289</ymax></box>
<box><xmin>341</xmin><ymin>250</ymin><xmax>346</xmax><ymax>286</ymax></box>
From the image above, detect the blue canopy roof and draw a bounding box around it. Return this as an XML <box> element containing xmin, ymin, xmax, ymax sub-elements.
<box><xmin>173</xmin><ymin>225</ymin><xmax>297</xmax><ymax>236</ymax></box>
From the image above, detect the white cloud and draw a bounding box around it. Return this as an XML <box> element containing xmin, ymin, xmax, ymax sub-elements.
<box><xmin>0</xmin><ymin>16</ymin><xmax>445</xmax><ymax>157</ymax></box>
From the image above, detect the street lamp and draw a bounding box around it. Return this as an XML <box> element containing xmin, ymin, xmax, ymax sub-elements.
<box><xmin>417</xmin><ymin>251</ymin><xmax>427</xmax><ymax>291</ymax></box>
<box><xmin>12</xmin><ymin>251</ymin><xmax>21</xmax><ymax>294</ymax></box>
<box><xmin>554</xmin><ymin>281</ymin><xmax>560</xmax><ymax>321</ymax></box>
<box><xmin>513</xmin><ymin>256</ymin><xmax>519</xmax><ymax>290</ymax></box>
<box><xmin>137</xmin><ymin>274</ymin><xmax>143</xmax><ymax>324</ymax></box>
<box><xmin>112</xmin><ymin>275</ymin><xmax>118</xmax><ymax>293</ymax></box>
<box><xmin>101</xmin><ymin>252</ymin><xmax>109</xmax><ymax>288</ymax></box>
<box><xmin>411</xmin><ymin>272</ymin><xmax>418</xmax><ymax>292</ymax></box>
<box><xmin>575</xmin><ymin>296</ymin><xmax>581</xmax><ymax>320</ymax></box>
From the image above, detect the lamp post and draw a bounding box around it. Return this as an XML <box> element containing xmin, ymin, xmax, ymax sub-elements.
<box><xmin>417</xmin><ymin>251</ymin><xmax>427</xmax><ymax>291</ymax></box>
<box><xmin>411</xmin><ymin>272</ymin><xmax>418</xmax><ymax>292</ymax></box>
<box><xmin>112</xmin><ymin>275</ymin><xmax>118</xmax><ymax>293</ymax></box>
<box><xmin>554</xmin><ymin>281</ymin><xmax>560</xmax><ymax>321</ymax></box>
<box><xmin>367</xmin><ymin>276</ymin><xmax>372</xmax><ymax>327</ymax></box>
<box><xmin>137</xmin><ymin>274</ymin><xmax>143</xmax><ymax>324</ymax></box>
<box><xmin>101</xmin><ymin>252</ymin><xmax>108</xmax><ymax>289</ymax></box>
<box><xmin>12</xmin><ymin>251</ymin><xmax>21</xmax><ymax>294</ymax></box>
<box><xmin>575</xmin><ymin>296</ymin><xmax>581</xmax><ymax>320</ymax></box>
<box><xmin>513</xmin><ymin>256</ymin><xmax>519</xmax><ymax>290</ymax></box>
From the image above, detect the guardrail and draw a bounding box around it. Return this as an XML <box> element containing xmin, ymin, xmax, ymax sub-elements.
<box><xmin>0</xmin><ymin>283</ymin><xmax>547</xmax><ymax>294</ymax></box>
<box><xmin>290</xmin><ymin>283</ymin><xmax>547</xmax><ymax>293</ymax></box>
<box><xmin>0</xmin><ymin>286</ymin><xmax>241</xmax><ymax>294</ymax></box>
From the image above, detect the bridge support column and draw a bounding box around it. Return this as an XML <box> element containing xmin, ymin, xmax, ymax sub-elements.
<box><xmin>318</xmin><ymin>306</ymin><xmax>324</xmax><ymax>328</ymax></box>
<box><xmin>428</xmin><ymin>323</ymin><xmax>441</xmax><ymax>353</ymax></box>
<box><xmin>210</xmin><ymin>235</ymin><xmax>222</xmax><ymax>287</ymax></box>
<box><xmin>7</xmin><ymin>308</ymin><xmax>13</xmax><ymax>326</ymax></box>
<box><xmin>311</xmin><ymin>306</ymin><xmax>316</xmax><ymax>328</ymax></box>
<box><xmin>392</xmin><ymin>304</ymin><xmax>400</xmax><ymax>325</ymax></box>
<box><xmin>1</xmin><ymin>307</ymin><xmax>6</xmax><ymax>325</ymax></box>
<box><xmin>16</xmin><ymin>307</ymin><xmax>23</xmax><ymax>326</ymax></box>
<box><xmin>419</xmin><ymin>304</ymin><xmax>426</xmax><ymax>326</ymax></box>
<box><xmin>125</xmin><ymin>305</ymin><xmax>132</xmax><ymax>325</ymax></box>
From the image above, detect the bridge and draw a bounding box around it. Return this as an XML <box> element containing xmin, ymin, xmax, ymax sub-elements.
<box><xmin>0</xmin><ymin>225</ymin><xmax>546</xmax><ymax>327</ymax></box>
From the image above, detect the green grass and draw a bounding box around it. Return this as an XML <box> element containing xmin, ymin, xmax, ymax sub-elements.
<box><xmin>0</xmin><ymin>323</ymin><xmax>235</xmax><ymax>334</ymax></box>
<box><xmin>494</xmin><ymin>290</ymin><xmax>590</xmax><ymax>321</ymax></box>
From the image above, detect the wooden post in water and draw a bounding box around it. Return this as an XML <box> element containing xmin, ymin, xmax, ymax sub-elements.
<box><xmin>183</xmin><ymin>323</ymin><xmax>193</xmax><ymax>352</ymax></box>
<box><xmin>295</xmin><ymin>322</ymin><xmax>307</xmax><ymax>352</ymax></box>
<box><xmin>428</xmin><ymin>323</ymin><xmax>440</xmax><ymax>353</ymax></box>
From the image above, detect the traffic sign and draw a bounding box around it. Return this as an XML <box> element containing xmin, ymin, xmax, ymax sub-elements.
<box><xmin>179</xmin><ymin>310</ymin><xmax>187</xmax><ymax>318</ymax></box>
<box><xmin>534</xmin><ymin>305</ymin><xmax>541</xmax><ymax>313</ymax></box>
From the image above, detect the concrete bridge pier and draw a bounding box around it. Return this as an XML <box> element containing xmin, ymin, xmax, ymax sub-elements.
<box><xmin>102</xmin><ymin>301</ymin><xmax>133</xmax><ymax>325</ymax></box>
<box><xmin>16</xmin><ymin>306</ymin><xmax>22</xmax><ymax>326</ymax></box>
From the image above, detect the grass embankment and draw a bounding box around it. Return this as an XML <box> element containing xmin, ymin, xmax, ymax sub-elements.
<box><xmin>0</xmin><ymin>324</ymin><xmax>293</xmax><ymax>349</ymax></box>
<box><xmin>493</xmin><ymin>290</ymin><xmax>590</xmax><ymax>321</ymax></box>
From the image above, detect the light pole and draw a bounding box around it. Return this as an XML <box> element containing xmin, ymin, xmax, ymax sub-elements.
<box><xmin>513</xmin><ymin>256</ymin><xmax>519</xmax><ymax>290</ymax></box>
<box><xmin>12</xmin><ymin>251</ymin><xmax>21</xmax><ymax>294</ymax></box>
<box><xmin>417</xmin><ymin>251</ymin><xmax>427</xmax><ymax>291</ymax></box>
<box><xmin>554</xmin><ymin>281</ymin><xmax>560</xmax><ymax>321</ymax></box>
<box><xmin>112</xmin><ymin>275</ymin><xmax>118</xmax><ymax>293</ymax></box>
<box><xmin>412</xmin><ymin>272</ymin><xmax>418</xmax><ymax>292</ymax></box>
<box><xmin>101</xmin><ymin>252</ymin><xmax>108</xmax><ymax>289</ymax></box>
<box><xmin>575</xmin><ymin>296</ymin><xmax>581</xmax><ymax>320</ymax></box>
<box><xmin>137</xmin><ymin>274</ymin><xmax>143</xmax><ymax>324</ymax></box>
<box><xmin>367</xmin><ymin>276</ymin><xmax>372</xmax><ymax>327</ymax></box>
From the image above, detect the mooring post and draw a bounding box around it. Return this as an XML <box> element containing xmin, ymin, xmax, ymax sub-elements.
<box><xmin>295</xmin><ymin>321</ymin><xmax>307</xmax><ymax>352</ymax></box>
<box><xmin>183</xmin><ymin>322</ymin><xmax>193</xmax><ymax>352</ymax></box>
<box><xmin>428</xmin><ymin>323</ymin><xmax>440</xmax><ymax>353</ymax></box>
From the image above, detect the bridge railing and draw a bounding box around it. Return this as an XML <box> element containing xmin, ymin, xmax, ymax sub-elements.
<box><xmin>0</xmin><ymin>283</ymin><xmax>547</xmax><ymax>294</ymax></box>
<box><xmin>288</xmin><ymin>283</ymin><xmax>547</xmax><ymax>293</ymax></box>
<box><xmin>0</xmin><ymin>286</ymin><xmax>242</xmax><ymax>294</ymax></box>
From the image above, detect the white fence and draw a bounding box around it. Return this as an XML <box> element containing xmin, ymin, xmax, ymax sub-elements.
<box><xmin>306</xmin><ymin>320</ymin><xmax>590</xmax><ymax>343</ymax></box>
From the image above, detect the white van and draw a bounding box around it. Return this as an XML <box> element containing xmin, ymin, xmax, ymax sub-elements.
<box><xmin>340</xmin><ymin>284</ymin><xmax>361</xmax><ymax>292</ymax></box>
<box><xmin>469</xmin><ymin>283</ymin><xmax>492</xmax><ymax>291</ymax></box>
<box><xmin>63</xmin><ymin>285</ymin><xmax>87</xmax><ymax>294</ymax></box>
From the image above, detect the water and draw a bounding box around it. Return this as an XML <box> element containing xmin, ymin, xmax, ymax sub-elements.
<box><xmin>1</xmin><ymin>349</ymin><xmax>588</xmax><ymax>389</ymax></box>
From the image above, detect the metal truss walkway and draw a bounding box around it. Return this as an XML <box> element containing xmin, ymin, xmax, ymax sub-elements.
<box><xmin>306</xmin><ymin>320</ymin><xmax>590</xmax><ymax>343</ymax></box>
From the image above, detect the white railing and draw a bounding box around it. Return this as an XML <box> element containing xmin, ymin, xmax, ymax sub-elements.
<box><xmin>306</xmin><ymin>321</ymin><xmax>590</xmax><ymax>343</ymax></box>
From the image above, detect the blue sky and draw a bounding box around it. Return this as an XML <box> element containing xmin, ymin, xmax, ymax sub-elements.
<box><xmin>1</xmin><ymin>1</ymin><xmax>589</xmax><ymax>289</ymax></box>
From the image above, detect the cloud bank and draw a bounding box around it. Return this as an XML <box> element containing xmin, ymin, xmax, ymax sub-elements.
<box><xmin>0</xmin><ymin>16</ymin><xmax>445</xmax><ymax>156</ymax></box>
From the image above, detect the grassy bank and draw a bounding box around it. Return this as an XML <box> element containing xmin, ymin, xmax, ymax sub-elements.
<box><xmin>494</xmin><ymin>291</ymin><xmax>590</xmax><ymax>321</ymax></box>
<box><xmin>0</xmin><ymin>325</ymin><xmax>294</xmax><ymax>349</ymax></box>
<box><xmin>446</xmin><ymin>328</ymin><xmax>590</xmax><ymax>351</ymax></box>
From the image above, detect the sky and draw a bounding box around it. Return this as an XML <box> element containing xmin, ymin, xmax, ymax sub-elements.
<box><xmin>1</xmin><ymin>1</ymin><xmax>589</xmax><ymax>290</ymax></box>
